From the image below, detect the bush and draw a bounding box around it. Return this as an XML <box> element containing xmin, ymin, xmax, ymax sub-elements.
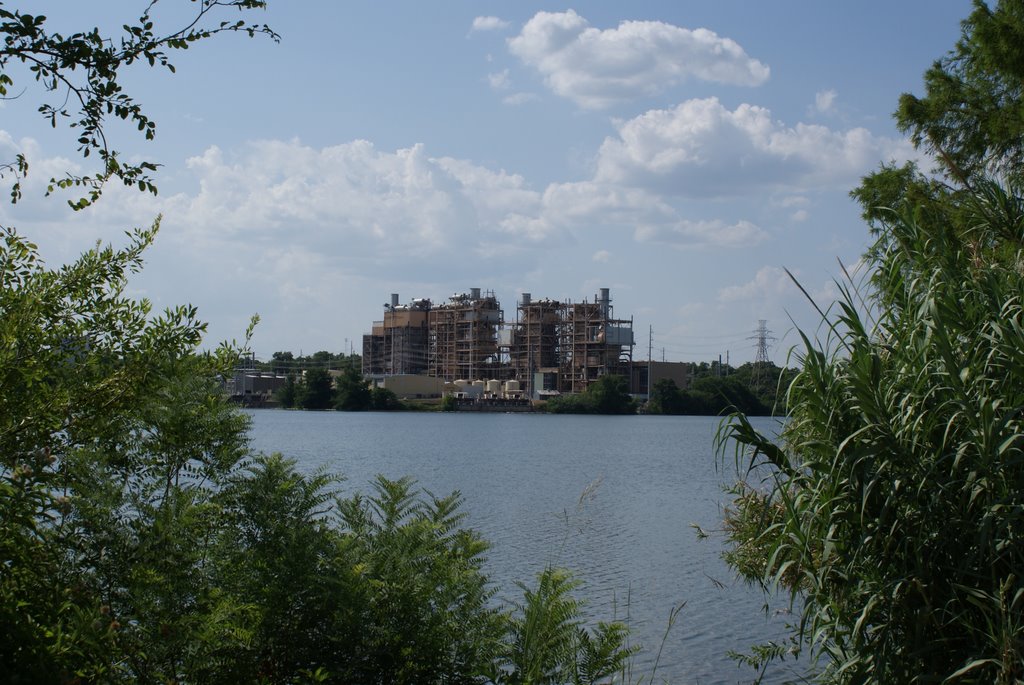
<box><xmin>546</xmin><ymin>375</ymin><xmax>635</xmax><ymax>415</ymax></box>
<box><xmin>723</xmin><ymin>183</ymin><xmax>1024</xmax><ymax>682</ymax></box>
<box><xmin>721</xmin><ymin>5</ymin><xmax>1024</xmax><ymax>679</ymax></box>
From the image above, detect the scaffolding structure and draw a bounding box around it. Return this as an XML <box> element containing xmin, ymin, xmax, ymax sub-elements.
<box><xmin>362</xmin><ymin>287</ymin><xmax>635</xmax><ymax>394</ymax></box>
<box><xmin>362</xmin><ymin>294</ymin><xmax>430</xmax><ymax>376</ymax></box>
<box><xmin>427</xmin><ymin>288</ymin><xmax>504</xmax><ymax>381</ymax></box>
<box><xmin>509</xmin><ymin>293</ymin><xmax>562</xmax><ymax>390</ymax></box>
<box><xmin>557</xmin><ymin>288</ymin><xmax>634</xmax><ymax>394</ymax></box>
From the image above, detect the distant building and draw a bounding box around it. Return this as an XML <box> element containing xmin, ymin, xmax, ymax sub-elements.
<box><xmin>225</xmin><ymin>369</ymin><xmax>288</xmax><ymax>405</ymax></box>
<box><xmin>630</xmin><ymin>360</ymin><xmax>690</xmax><ymax>399</ymax></box>
<box><xmin>362</xmin><ymin>286</ymin><xmax>637</xmax><ymax>395</ymax></box>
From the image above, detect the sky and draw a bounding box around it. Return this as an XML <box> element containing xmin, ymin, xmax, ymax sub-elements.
<box><xmin>1</xmin><ymin>1</ymin><xmax>973</xmax><ymax>364</ymax></box>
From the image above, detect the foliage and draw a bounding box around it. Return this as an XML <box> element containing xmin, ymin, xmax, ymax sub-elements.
<box><xmin>722</xmin><ymin>182</ymin><xmax>1024</xmax><ymax>682</ymax></box>
<box><xmin>545</xmin><ymin>375</ymin><xmax>636</xmax><ymax>415</ymax></box>
<box><xmin>441</xmin><ymin>393</ymin><xmax>458</xmax><ymax>412</ymax></box>
<box><xmin>0</xmin><ymin>1</ymin><xmax>277</xmax><ymax>207</ymax></box>
<box><xmin>493</xmin><ymin>567</ymin><xmax>638</xmax><ymax>685</ymax></box>
<box><xmin>334</xmin><ymin>476</ymin><xmax>505</xmax><ymax>683</ymax></box>
<box><xmin>273</xmin><ymin>362</ymin><xmax>395</xmax><ymax>411</ymax></box>
<box><xmin>0</xmin><ymin>221</ymin><xmax>254</xmax><ymax>682</ymax></box>
<box><xmin>646</xmin><ymin>364</ymin><xmax>795</xmax><ymax>417</ymax></box>
<box><xmin>896</xmin><ymin>0</ymin><xmax>1024</xmax><ymax>184</ymax></box>
<box><xmin>720</xmin><ymin>4</ymin><xmax>1024</xmax><ymax>681</ymax></box>
<box><xmin>647</xmin><ymin>379</ymin><xmax>708</xmax><ymax>415</ymax></box>
<box><xmin>298</xmin><ymin>367</ymin><xmax>334</xmax><ymax>410</ymax></box>
<box><xmin>371</xmin><ymin>385</ymin><xmax>403</xmax><ymax>410</ymax></box>
<box><xmin>0</xmin><ymin>6</ymin><xmax>637</xmax><ymax>683</ymax></box>
<box><xmin>0</xmin><ymin>223</ymin><xmax>624</xmax><ymax>683</ymax></box>
<box><xmin>334</xmin><ymin>364</ymin><xmax>372</xmax><ymax>411</ymax></box>
<box><xmin>274</xmin><ymin>372</ymin><xmax>298</xmax><ymax>408</ymax></box>
<box><xmin>263</xmin><ymin>349</ymin><xmax>360</xmax><ymax>374</ymax></box>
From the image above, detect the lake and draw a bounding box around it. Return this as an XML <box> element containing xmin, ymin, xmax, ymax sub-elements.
<box><xmin>244</xmin><ymin>410</ymin><xmax>799</xmax><ymax>684</ymax></box>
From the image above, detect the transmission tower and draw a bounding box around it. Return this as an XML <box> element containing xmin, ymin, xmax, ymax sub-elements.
<box><xmin>749</xmin><ymin>320</ymin><xmax>776</xmax><ymax>387</ymax></box>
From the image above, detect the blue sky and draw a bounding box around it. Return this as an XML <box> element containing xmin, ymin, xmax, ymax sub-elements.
<box><xmin>1</xmin><ymin>1</ymin><xmax>972</xmax><ymax>363</ymax></box>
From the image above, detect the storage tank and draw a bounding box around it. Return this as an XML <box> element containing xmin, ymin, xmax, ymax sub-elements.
<box><xmin>504</xmin><ymin>380</ymin><xmax>521</xmax><ymax>393</ymax></box>
<box><xmin>486</xmin><ymin>379</ymin><xmax>501</xmax><ymax>395</ymax></box>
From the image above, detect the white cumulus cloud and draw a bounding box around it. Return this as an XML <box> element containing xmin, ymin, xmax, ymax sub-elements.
<box><xmin>508</xmin><ymin>10</ymin><xmax>769</xmax><ymax>109</ymax></box>
<box><xmin>503</xmin><ymin>92</ymin><xmax>539</xmax><ymax>106</ymax></box>
<box><xmin>718</xmin><ymin>266</ymin><xmax>796</xmax><ymax>302</ymax></box>
<box><xmin>595</xmin><ymin>97</ymin><xmax>914</xmax><ymax>197</ymax></box>
<box><xmin>636</xmin><ymin>218</ymin><xmax>767</xmax><ymax>248</ymax></box>
<box><xmin>165</xmin><ymin>139</ymin><xmax>551</xmax><ymax>263</ymax></box>
<box><xmin>471</xmin><ymin>16</ymin><xmax>510</xmax><ymax>33</ymax></box>
<box><xmin>488</xmin><ymin>69</ymin><xmax>511</xmax><ymax>90</ymax></box>
<box><xmin>814</xmin><ymin>88</ymin><xmax>838</xmax><ymax>114</ymax></box>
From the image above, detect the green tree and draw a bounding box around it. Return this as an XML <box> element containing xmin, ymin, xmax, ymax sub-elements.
<box><xmin>546</xmin><ymin>375</ymin><xmax>635</xmax><ymax>415</ymax></box>
<box><xmin>333</xmin><ymin>476</ymin><xmax>506</xmax><ymax>683</ymax></box>
<box><xmin>298</xmin><ymin>367</ymin><xmax>334</xmax><ymax>410</ymax></box>
<box><xmin>647</xmin><ymin>378</ymin><xmax>685</xmax><ymax>414</ymax></box>
<box><xmin>0</xmin><ymin>6</ymin><xmax>637</xmax><ymax>683</ymax></box>
<box><xmin>721</xmin><ymin>3</ymin><xmax>1024</xmax><ymax>681</ymax></box>
<box><xmin>0</xmin><ymin>223</ymin><xmax>257</xmax><ymax>681</ymax></box>
<box><xmin>371</xmin><ymin>385</ymin><xmax>403</xmax><ymax>410</ymax></box>
<box><xmin>895</xmin><ymin>0</ymin><xmax>1024</xmax><ymax>184</ymax></box>
<box><xmin>271</xmin><ymin>350</ymin><xmax>296</xmax><ymax>373</ymax></box>
<box><xmin>274</xmin><ymin>373</ymin><xmax>298</xmax><ymax>408</ymax></box>
<box><xmin>334</xmin><ymin>364</ymin><xmax>372</xmax><ymax>411</ymax></box>
<box><xmin>587</xmin><ymin>375</ymin><xmax>635</xmax><ymax>415</ymax></box>
<box><xmin>691</xmin><ymin>375</ymin><xmax>766</xmax><ymax>416</ymax></box>
<box><xmin>493</xmin><ymin>567</ymin><xmax>637</xmax><ymax>685</ymax></box>
<box><xmin>0</xmin><ymin>2</ymin><xmax>277</xmax><ymax>207</ymax></box>
<box><xmin>0</xmin><ymin>4</ymin><xmax>272</xmax><ymax>678</ymax></box>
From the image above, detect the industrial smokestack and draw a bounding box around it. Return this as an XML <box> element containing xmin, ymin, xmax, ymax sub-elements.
<box><xmin>599</xmin><ymin>287</ymin><xmax>610</xmax><ymax>317</ymax></box>
<box><xmin>522</xmin><ymin>292</ymin><xmax>531</xmax><ymax>306</ymax></box>
<box><xmin>390</xmin><ymin>293</ymin><xmax>399</xmax><ymax>308</ymax></box>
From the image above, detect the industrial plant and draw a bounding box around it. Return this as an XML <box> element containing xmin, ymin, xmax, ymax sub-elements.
<box><xmin>362</xmin><ymin>287</ymin><xmax>683</xmax><ymax>400</ymax></box>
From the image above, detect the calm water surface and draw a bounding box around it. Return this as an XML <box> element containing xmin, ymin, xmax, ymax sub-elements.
<box><xmin>244</xmin><ymin>410</ymin><xmax>798</xmax><ymax>684</ymax></box>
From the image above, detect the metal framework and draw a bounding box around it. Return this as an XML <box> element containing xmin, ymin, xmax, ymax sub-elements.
<box><xmin>427</xmin><ymin>288</ymin><xmax>504</xmax><ymax>381</ymax></box>
<box><xmin>557</xmin><ymin>289</ymin><xmax>633</xmax><ymax>393</ymax></box>
<box><xmin>362</xmin><ymin>287</ymin><xmax>635</xmax><ymax>394</ymax></box>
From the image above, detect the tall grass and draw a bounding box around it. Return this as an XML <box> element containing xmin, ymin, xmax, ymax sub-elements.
<box><xmin>719</xmin><ymin>180</ymin><xmax>1024</xmax><ymax>683</ymax></box>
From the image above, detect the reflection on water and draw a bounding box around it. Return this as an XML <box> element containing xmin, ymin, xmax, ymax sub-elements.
<box><xmin>244</xmin><ymin>410</ymin><xmax>797</xmax><ymax>684</ymax></box>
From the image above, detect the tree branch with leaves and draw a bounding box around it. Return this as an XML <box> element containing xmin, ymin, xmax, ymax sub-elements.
<box><xmin>0</xmin><ymin>1</ymin><xmax>278</xmax><ymax>208</ymax></box>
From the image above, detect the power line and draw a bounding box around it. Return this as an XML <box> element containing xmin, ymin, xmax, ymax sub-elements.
<box><xmin>749</xmin><ymin>320</ymin><xmax>776</xmax><ymax>386</ymax></box>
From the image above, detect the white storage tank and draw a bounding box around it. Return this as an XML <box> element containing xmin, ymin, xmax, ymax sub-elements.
<box><xmin>504</xmin><ymin>380</ymin><xmax>521</xmax><ymax>393</ymax></box>
<box><xmin>486</xmin><ymin>379</ymin><xmax>501</xmax><ymax>395</ymax></box>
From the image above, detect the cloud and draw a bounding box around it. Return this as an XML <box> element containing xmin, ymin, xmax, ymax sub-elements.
<box><xmin>488</xmin><ymin>69</ymin><xmax>511</xmax><ymax>90</ymax></box>
<box><xmin>161</xmin><ymin>140</ymin><xmax>552</xmax><ymax>265</ymax></box>
<box><xmin>636</xmin><ymin>218</ymin><xmax>767</xmax><ymax>248</ymax></box>
<box><xmin>592</xmin><ymin>249</ymin><xmax>610</xmax><ymax>262</ymax></box>
<box><xmin>718</xmin><ymin>266</ymin><xmax>796</xmax><ymax>302</ymax></box>
<box><xmin>774</xmin><ymin>194</ymin><xmax>810</xmax><ymax>208</ymax></box>
<box><xmin>471</xmin><ymin>16</ymin><xmax>510</xmax><ymax>33</ymax></box>
<box><xmin>508</xmin><ymin>10</ymin><xmax>769</xmax><ymax>109</ymax></box>
<box><xmin>814</xmin><ymin>88</ymin><xmax>838</xmax><ymax>114</ymax></box>
<box><xmin>540</xmin><ymin>180</ymin><xmax>674</xmax><ymax>228</ymax></box>
<box><xmin>595</xmin><ymin>97</ymin><xmax>915</xmax><ymax>197</ymax></box>
<box><xmin>503</xmin><ymin>92</ymin><xmax>539</xmax><ymax>106</ymax></box>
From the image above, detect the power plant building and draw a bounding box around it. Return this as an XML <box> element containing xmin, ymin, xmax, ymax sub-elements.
<box><xmin>363</xmin><ymin>287</ymin><xmax>637</xmax><ymax>396</ymax></box>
